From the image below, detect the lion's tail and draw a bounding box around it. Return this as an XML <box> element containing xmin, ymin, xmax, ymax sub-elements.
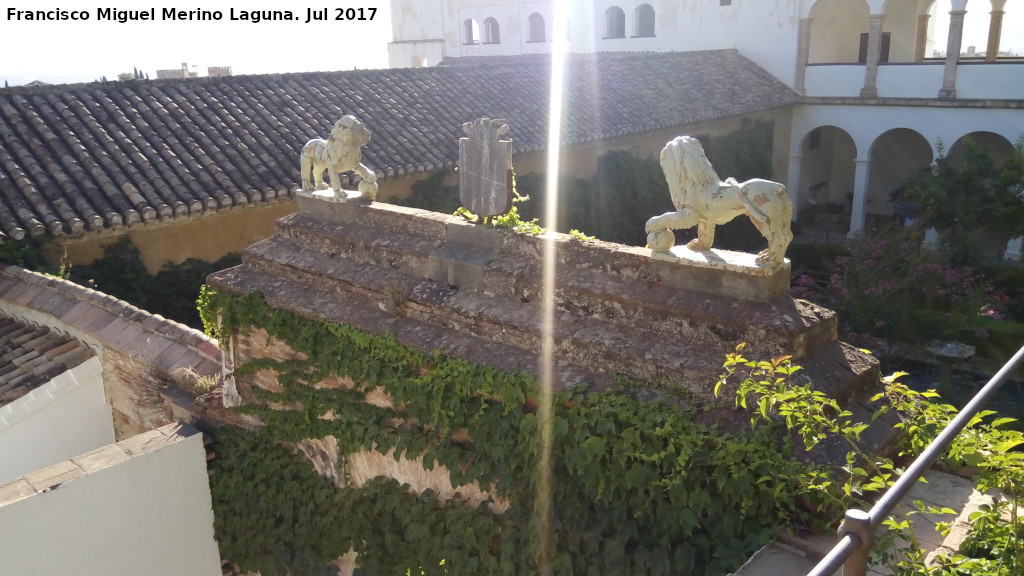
<box><xmin>299</xmin><ymin>144</ymin><xmax>313</xmax><ymax>185</ymax></box>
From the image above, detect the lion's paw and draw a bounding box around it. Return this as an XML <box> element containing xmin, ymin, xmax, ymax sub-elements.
<box><xmin>755</xmin><ymin>250</ymin><xmax>780</xmax><ymax>266</ymax></box>
<box><xmin>686</xmin><ymin>239</ymin><xmax>710</xmax><ymax>252</ymax></box>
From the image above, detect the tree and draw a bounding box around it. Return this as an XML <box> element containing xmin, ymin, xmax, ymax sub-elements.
<box><xmin>117</xmin><ymin>72</ymin><xmax>135</xmax><ymax>82</ymax></box>
<box><xmin>903</xmin><ymin>138</ymin><xmax>1024</xmax><ymax>264</ymax></box>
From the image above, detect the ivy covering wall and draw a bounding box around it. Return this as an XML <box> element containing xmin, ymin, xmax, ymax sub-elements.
<box><xmin>201</xmin><ymin>288</ymin><xmax>836</xmax><ymax>576</ymax></box>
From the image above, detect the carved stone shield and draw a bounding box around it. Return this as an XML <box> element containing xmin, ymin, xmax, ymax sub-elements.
<box><xmin>459</xmin><ymin>118</ymin><xmax>513</xmax><ymax>217</ymax></box>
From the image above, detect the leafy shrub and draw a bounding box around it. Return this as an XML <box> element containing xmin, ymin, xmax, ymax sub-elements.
<box><xmin>389</xmin><ymin>169</ymin><xmax>460</xmax><ymax>214</ymax></box>
<box><xmin>719</xmin><ymin>346</ymin><xmax>1024</xmax><ymax>576</ymax></box>
<box><xmin>0</xmin><ymin>236</ymin><xmax>65</xmax><ymax>276</ymax></box>
<box><xmin>792</xmin><ymin>224</ymin><xmax>994</xmax><ymax>345</ymax></box>
<box><xmin>902</xmin><ymin>138</ymin><xmax>1024</xmax><ymax>266</ymax></box>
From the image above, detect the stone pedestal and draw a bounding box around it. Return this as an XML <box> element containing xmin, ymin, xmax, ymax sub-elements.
<box><xmin>209</xmin><ymin>194</ymin><xmax>878</xmax><ymax>423</ymax></box>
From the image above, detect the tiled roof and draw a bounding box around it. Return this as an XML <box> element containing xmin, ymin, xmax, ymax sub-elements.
<box><xmin>0</xmin><ymin>315</ymin><xmax>94</xmax><ymax>407</ymax></box>
<box><xmin>0</xmin><ymin>50</ymin><xmax>797</xmax><ymax>243</ymax></box>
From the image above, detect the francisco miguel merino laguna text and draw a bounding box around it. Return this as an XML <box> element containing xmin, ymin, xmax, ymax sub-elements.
<box><xmin>6</xmin><ymin>7</ymin><xmax>376</xmax><ymax>24</ymax></box>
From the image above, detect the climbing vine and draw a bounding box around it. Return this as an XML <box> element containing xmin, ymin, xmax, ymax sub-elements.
<box><xmin>200</xmin><ymin>287</ymin><xmax>838</xmax><ymax>576</ymax></box>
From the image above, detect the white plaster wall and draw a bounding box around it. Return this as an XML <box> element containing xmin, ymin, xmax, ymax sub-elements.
<box><xmin>955</xmin><ymin>63</ymin><xmax>1024</xmax><ymax>99</ymax></box>
<box><xmin>875</xmin><ymin>63</ymin><xmax>946</xmax><ymax>97</ymax></box>
<box><xmin>805</xmin><ymin>64</ymin><xmax>868</xmax><ymax>96</ymax></box>
<box><xmin>0</xmin><ymin>356</ymin><xmax>114</xmax><ymax>485</ymax></box>
<box><xmin>388</xmin><ymin>39</ymin><xmax>447</xmax><ymax>67</ymax></box>
<box><xmin>389</xmin><ymin>0</ymin><xmax>804</xmax><ymax>83</ymax></box>
<box><xmin>719</xmin><ymin>0</ymin><xmax>802</xmax><ymax>86</ymax></box>
<box><xmin>0</xmin><ymin>432</ymin><xmax>221</xmax><ymax>576</ymax></box>
<box><xmin>390</xmin><ymin>0</ymin><xmax>446</xmax><ymax>42</ymax></box>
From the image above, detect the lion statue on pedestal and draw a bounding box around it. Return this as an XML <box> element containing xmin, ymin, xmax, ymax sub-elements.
<box><xmin>300</xmin><ymin>114</ymin><xmax>378</xmax><ymax>200</ymax></box>
<box><xmin>645</xmin><ymin>136</ymin><xmax>793</xmax><ymax>266</ymax></box>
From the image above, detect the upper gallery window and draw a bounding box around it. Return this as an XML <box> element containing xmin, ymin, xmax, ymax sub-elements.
<box><xmin>483</xmin><ymin>17</ymin><xmax>500</xmax><ymax>44</ymax></box>
<box><xmin>463</xmin><ymin>18</ymin><xmax>480</xmax><ymax>44</ymax></box>
<box><xmin>604</xmin><ymin>6</ymin><xmax>626</xmax><ymax>39</ymax></box>
<box><xmin>528</xmin><ymin>13</ymin><xmax>546</xmax><ymax>42</ymax></box>
<box><xmin>634</xmin><ymin>4</ymin><xmax>655</xmax><ymax>37</ymax></box>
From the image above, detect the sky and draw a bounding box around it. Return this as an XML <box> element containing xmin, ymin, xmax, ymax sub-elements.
<box><xmin>932</xmin><ymin>1</ymin><xmax>1024</xmax><ymax>57</ymax></box>
<box><xmin>1</xmin><ymin>0</ymin><xmax>1022</xmax><ymax>86</ymax></box>
<box><xmin>0</xmin><ymin>0</ymin><xmax>393</xmax><ymax>86</ymax></box>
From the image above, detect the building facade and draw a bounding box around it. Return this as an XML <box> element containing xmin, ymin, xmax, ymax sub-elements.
<box><xmin>389</xmin><ymin>0</ymin><xmax>1023</xmax><ymax>254</ymax></box>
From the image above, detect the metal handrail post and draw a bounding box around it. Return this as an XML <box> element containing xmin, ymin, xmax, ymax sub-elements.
<box><xmin>838</xmin><ymin>510</ymin><xmax>872</xmax><ymax>576</ymax></box>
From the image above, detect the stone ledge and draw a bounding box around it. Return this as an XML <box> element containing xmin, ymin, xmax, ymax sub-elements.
<box><xmin>0</xmin><ymin>423</ymin><xmax>201</xmax><ymax>508</ymax></box>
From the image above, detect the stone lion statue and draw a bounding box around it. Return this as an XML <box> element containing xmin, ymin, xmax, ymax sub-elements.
<box><xmin>645</xmin><ymin>136</ymin><xmax>793</xmax><ymax>266</ymax></box>
<box><xmin>300</xmin><ymin>114</ymin><xmax>378</xmax><ymax>200</ymax></box>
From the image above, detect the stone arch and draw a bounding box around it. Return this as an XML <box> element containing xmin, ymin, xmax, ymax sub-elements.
<box><xmin>463</xmin><ymin>18</ymin><xmax>479</xmax><ymax>45</ymax></box>
<box><xmin>483</xmin><ymin>17</ymin><xmax>500</xmax><ymax>44</ymax></box>
<box><xmin>528</xmin><ymin>13</ymin><xmax>546</xmax><ymax>42</ymax></box>
<box><xmin>604</xmin><ymin>6</ymin><xmax>626</xmax><ymax>39</ymax></box>
<box><xmin>808</xmin><ymin>0</ymin><xmax>871</xmax><ymax>63</ymax></box>
<box><xmin>866</xmin><ymin>129</ymin><xmax>933</xmax><ymax>220</ymax></box>
<box><xmin>795</xmin><ymin>125</ymin><xmax>857</xmax><ymax>230</ymax></box>
<box><xmin>948</xmin><ymin>131</ymin><xmax>1015</xmax><ymax>167</ymax></box>
<box><xmin>875</xmin><ymin>0</ymin><xmax>921</xmax><ymax>62</ymax></box>
<box><xmin>634</xmin><ymin>4</ymin><xmax>655</xmax><ymax>37</ymax></box>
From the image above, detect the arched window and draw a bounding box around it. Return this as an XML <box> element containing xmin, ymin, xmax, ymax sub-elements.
<box><xmin>604</xmin><ymin>6</ymin><xmax>625</xmax><ymax>39</ymax></box>
<box><xmin>483</xmin><ymin>17</ymin><xmax>500</xmax><ymax>44</ymax></box>
<box><xmin>528</xmin><ymin>13</ymin><xmax>545</xmax><ymax>42</ymax></box>
<box><xmin>634</xmin><ymin>4</ymin><xmax>654</xmax><ymax>37</ymax></box>
<box><xmin>463</xmin><ymin>18</ymin><xmax>479</xmax><ymax>45</ymax></box>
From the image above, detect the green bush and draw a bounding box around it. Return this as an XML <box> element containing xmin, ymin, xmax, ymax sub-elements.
<box><xmin>719</xmin><ymin>346</ymin><xmax>1024</xmax><ymax>576</ymax></box>
<box><xmin>902</xmin><ymin>138</ymin><xmax>1024</xmax><ymax>266</ymax></box>
<box><xmin>791</xmin><ymin>224</ymin><xmax>996</xmax><ymax>346</ymax></box>
<box><xmin>66</xmin><ymin>237</ymin><xmax>241</xmax><ymax>329</ymax></box>
<box><xmin>0</xmin><ymin>236</ymin><xmax>64</xmax><ymax>276</ymax></box>
<box><xmin>389</xmin><ymin>169</ymin><xmax>460</xmax><ymax>214</ymax></box>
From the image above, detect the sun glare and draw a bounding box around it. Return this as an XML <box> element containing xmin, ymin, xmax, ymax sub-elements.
<box><xmin>536</xmin><ymin>0</ymin><xmax>572</xmax><ymax>572</ymax></box>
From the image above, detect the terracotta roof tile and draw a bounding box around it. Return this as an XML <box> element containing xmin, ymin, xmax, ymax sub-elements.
<box><xmin>0</xmin><ymin>50</ymin><xmax>796</xmax><ymax>243</ymax></box>
<box><xmin>0</xmin><ymin>315</ymin><xmax>95</xmax><ymax>407</ymax></box>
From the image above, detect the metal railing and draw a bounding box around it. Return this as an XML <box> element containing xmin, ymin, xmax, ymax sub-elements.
<box><xmin>806</xmin><ymin>343</ymin><xmax>1024</xmax><ymax>576</ymax></box>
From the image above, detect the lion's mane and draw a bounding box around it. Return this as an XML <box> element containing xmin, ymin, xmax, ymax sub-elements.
<box><xmin>659</xmin><ymin>136</ymin><xmax>722</xmax><ymax>210</ymax></box>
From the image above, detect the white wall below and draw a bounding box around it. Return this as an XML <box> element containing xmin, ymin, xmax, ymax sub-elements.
<box><xmin>875</xmin><ymin>64</ymin><xmax>945</xmax><ymax>98</ymax></box>
<box><xmin>0</xmin><ymin>424</ymin><xmax>222</xmax><ymax>576</ymax></box>
<box><xmin>804</xmin><ymin>65</ymin><xmax>867</xmax><ymax>97</ymax></box>
<box><xmin>956</xmin><ymin>63</ymin><xmax>1024</xmax><ymax>99</ymax></box>
<box><xmin>0</xmin><ymin>356</ymin><xmax>114</xmax><ymax>485</ymax></box>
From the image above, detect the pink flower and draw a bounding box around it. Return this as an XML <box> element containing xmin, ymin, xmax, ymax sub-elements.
<box><xmin>979</xmin><ymin>305</ymin><xmax>1004</xmax><ymax>321</ymax></box>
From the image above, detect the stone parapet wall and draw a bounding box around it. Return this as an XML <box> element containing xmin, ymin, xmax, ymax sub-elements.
<box><xmin>0</xmin><ymin>265</ymin><xmax>220</xmax><ymax>438</ymax></box>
